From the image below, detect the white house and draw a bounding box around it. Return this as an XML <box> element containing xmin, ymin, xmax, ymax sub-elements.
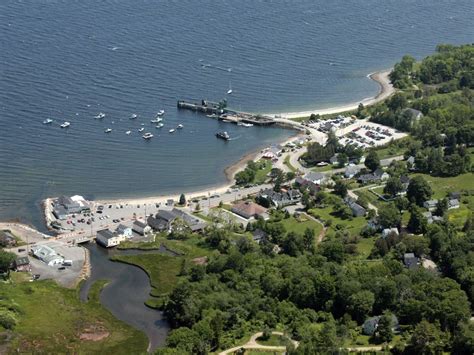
<box><xmin>303</xmin><ymin>172</ymin><xmax>327</xmax><ymax>185</ymax></box>
<box><xmin>115</xmin><ymin>224</ymin><xmax>133</xmax><ymax>239</ymax></box>
<box><xmin>423</xmin><ymin>200</ymin><xmax>438</xmax><ymax>211</ymax></box>
<box><xmin>96</xmin><ymin>229</ymin><xmax>126</xmax><ymax>248</ymax></box>
<box><xmin>448</xmin><ymin>199</ymin><xmax>460</xmax><ymax>210</ymax></box>
<box><xmin>132</xmin><ymin>220</ymin><xmax>151</xmax><ymax>235</ymax></box>
<box><xmin>345</xmin><ymin>165</ymin><xmax>361</xmax><ymax>179</ymax></box>
<box><xmin>382</xmin><ymin>228</ymin><xmax>399</xmax><ymax>238</ymax></box>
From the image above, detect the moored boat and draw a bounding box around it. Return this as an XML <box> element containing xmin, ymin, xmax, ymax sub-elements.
<box><xmin>216</xmin><ymin>131</ymin><xmax>230</xmax><ymax>140</ymax></box>
<box><xmin>177</xmin><ymin>124</ymin><xmax>183</xmax><ymax>129</ymax></box>
<box><xmin>169</xmin><ymin>128</ymin><xmax>175</xmax><ymax>133</ymax></box>
<box><xmin>130</xmin><ymin>114</ymin><xmax>138</xmax><ymax>119</ymax></box>
<box><xmin>105</xmin><ymin>128</ymin><xmax>112</xmax><ymax>133</ymax></box>
<box><xmin>60</xmin><ymin>121</ymin><xmax>70</xmax><ymax>128</ymax></box>
<box><xmin>43</xmin><ymin>118</ymin><xmax>53</xmax><ymax>124</ymax></box>
<box><xmin>139</xmin><ymin>128</ymin><xmax>145</xmax><ymax>132</ymax></box>
<box><xmin>125</xmin><ymin>130</ymin><xmax>131</xmax><ymax>135</ymax></box>
<box><xmin>142</xmin><ymin>132</ymin><xmax>154</xmax><ymax>139</ymax></box>
<box><xmin>94</xmin><ymin>112</ymin><xmax>106</xmax><ymax>119</ymax></box>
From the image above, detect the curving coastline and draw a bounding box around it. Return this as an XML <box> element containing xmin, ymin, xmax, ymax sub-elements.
<box><xmin>264</xmin><ymin>69</ymin><xmax>395</xmax><ymax>119</ymax></box>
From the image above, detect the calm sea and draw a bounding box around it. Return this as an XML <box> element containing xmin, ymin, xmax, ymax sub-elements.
<box><xmin>1</xmin><ymin>0</ymin><xmax>473</xmax><ymax>228</ymax></box>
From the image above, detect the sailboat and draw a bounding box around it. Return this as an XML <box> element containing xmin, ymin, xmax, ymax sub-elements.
<box><xmin>227</xmin><ymin>81</ymin><xmax>233</xmax><ymax>95</ymax></box>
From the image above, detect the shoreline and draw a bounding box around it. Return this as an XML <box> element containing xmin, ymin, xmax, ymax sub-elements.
<box><xmin>264</xmin><ymin>69</ymin><xmax>395</xmax><ymax>119</ymax></box>
<box><xmin>31</xmin><ymin>68</ymin><xmax>392</xmax><ymax>221</ymax></box>
<box><xmin>93</xmin><ymin>132</ymin><xmax>302</xmax><ymax>207</ymax></box>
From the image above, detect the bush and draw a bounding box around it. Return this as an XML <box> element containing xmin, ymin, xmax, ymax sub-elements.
<box><xmin>0</xmin><ymin>310</ymin><xmax>17</xmax><ymax>329</ymax></box>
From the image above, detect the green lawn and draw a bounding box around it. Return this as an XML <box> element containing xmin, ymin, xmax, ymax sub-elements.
<box><xmin>375</xmin><ymin>137</ymin><xmax>412</xmax><ymax>159</ymax></box>
<box><xmin>279</xmin><ymin>215</ymin><xmax>323</xmax><ymax>236</ymax></box>
<box><xmin>412</xmin><ymin>173</ymin><xmax>474</xmax><ymax>199</ymax></box>
<box><xmin>1</xmin><ymin>275</ymin><xmax>147</xmax><ymax>354</ymax></box>
<box><xmin>312</xmin><ymin>164</ymin><xmax>336</xmax><ymax>172</ymax></box>
<box><xmin>448</xmin><ymin>196</ymin><xmax>474</xmax><ymax>228</ymax></box>
<box><xmin>356</xmin><ymin>237</ymin><xmax>376</xmax><ymax>259</ymax></box>
<box><xmin>308</xmin><ymin>206</ymin><xmax>367</xmax><ymax>237</ymax></box>
<box><xmin>254</xmin><ymin>160</ymin><xmax>272</xmax><ymax>184</ymax></box>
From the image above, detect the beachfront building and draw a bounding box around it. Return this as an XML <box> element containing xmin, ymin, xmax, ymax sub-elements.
<box><xmin>52</xmin><ymin>195</ymin><xmax>90</xmax><ymax>220</ymax></box>
<box><xmin>257</xmin><ymin>188</ymin><xmax>301</xmax><ymax>208</ymax></box>
<box><xmin>96</xmin><ymin>229</ymin><xmax>126</xmax><ymax>248</ymax></box>
<box><xmin>31</xmin><ymin>245</ymin><xmax>64</xmax><ymax>266</ymax></box>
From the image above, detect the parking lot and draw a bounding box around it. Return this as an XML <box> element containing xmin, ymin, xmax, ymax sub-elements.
<box><xmin>14</xmin><ymin>241</ymin><xmax>86</xmax><ymax>287</ymax></box>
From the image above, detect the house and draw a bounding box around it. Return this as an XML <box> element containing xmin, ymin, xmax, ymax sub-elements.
<box><xmin>115</xmin><ymin>224</ymin><xmax>133</xmax><ymax>239</ymax></box>
<box><xmin>15</xmin><ymin>256</ymin><xmax>31</xmax><ymax>272</ymax></box>
<box><xmin>329</xmin><ymin>154</ymin><xmax>339</xmax><ymax>165</ymax></box>
<box><xmin>403</xmin><ymin>253</ymin><xmax>419</xmax><ymax>270</ymax></box>
<box><xmin>0</xmin><ymin>230</ymin><xmax>17</xmax><ymax>247</ymax></box>
<box><xmin>344</xmin><ymin>198</ymin><xmax>366</xmax><ymax>217</ymax></box>
<box><xmin>382</xmin><ymin>228</ymin><xmax>399</xmax><ymax>238</ymax></box>
<box><xmin>448</xmin><ymin>199</ymin><xmax>460</xmax><ymax>210</ymax></box>
<box><xmin>147</xmin><ymin>208</ymin><xmax>207</xmax><ymax>233</ymax></box>
<box><xmin>96</xmin><ymin>229</ymin><xmax>126</xmax><ymax>248</ymax></box>
<box><xmin>252</xmin><ymin>229</ymin><xmax>267</xmax><ymax>244</ymax></box>
<box><xmin>400</xmin><ymin>175</ymin><xmax>410</xmax><ymax>190</ymax></box>
<box><xmin>374</xmin><ymin>168</ymin><xmax>389</xmax><ymax>181</ymax></box>
<box><xmin>258</xmin><ymin>188</ymin><xmax>301</xmax><ymax>208</ymax></box>
<box><xmin>423</xmin><ymin>211</ymin><xmax>443</xmax><ymax>225</ymax></box>
<box><xmin>423</xmin><ymin>199</ymin><xmax>438</xmax><ymax>211</ymax></box>
<box><xmin>357</xmin><ymin>173</ymin><xmax>379</xmax><ymax>184</ymax></box>
<box><xmin>132</xmin><ymin>220</ymin><xmax>151</xmax><ymax>235</ymax></box>
<box><xmin>231</xmin><ymin>201</ymin><xmax>268</xmax><ymax>220</ymax></box>
<box><xmin>362</xmin><ymin>315</ymin><xmax>400</xmax><ymax>336</ymax></box>
<box><xmin>406</xmin><ymin>156</ymin><xmax>416</xmax><ymax>170</ymax></box>
<box><xmin>295</xmin><ymin>177</ymin><xmax>321</xmax><ymax>195</ymax></box>
<box><xmin>344</xmin><ymin>165</ymin><xmax>361</xmax><ymax>179</ymax></box>
<box><xmin>31</xmin><ymin>245</ymin><xmax>64</xmax><ymax>266</ymax></box>
<box><xmin>303</xmin><ymin>172</ymin><xmax>327</xmax><ymax>185</ymax></box>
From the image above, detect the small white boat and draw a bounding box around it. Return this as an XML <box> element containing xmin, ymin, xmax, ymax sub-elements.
<box><xmin>60</xmin><ymin>122</ymin><xmax>70</xmax><ymax>128</ymax></box>
<box><xmin>156</xmin><ymin>110</ymin><xmax>165</xmax><ymax>117</ymax></box>
<box><xmin>227</xmin><ymin>81</ymin><xmax>232</xmax><ymax>95</ymax></box>
<box><xmin>125</xmin><ymin>130</ymin><xmax>131</xmax><ymax>135</ymax></box>
<box><xmin>242</xmin><ymin>123</ymin><xmax>254</xmax><ymax>127</ymax></box>
<box><xmin>94</xmin><ymin>112</ymin><xmax>106</xmax><ymax>119</ymax></box>
<box><xmin>177</xmin><ymin>124</ymin><xmax>183</xmax><ymax>129</ymax></box>
<box><xmin>142</xmin><ymin>132</ymin><xmax>154</xmax><ymax>139</ymax></box>
<box><xmin>169</xmin><ymin>129</ymin><xmax>175</xmax><ymax>133</ymax></box>
<box><xmin>155</xmin><ymin>123</ymin><xmax>164</xmax><ymax>128</ymax></box>
<box><xmin>130</xmin><ymin>114</ymin><xmax>138</xmax><ymax>119</ymax></box>
<box><xmin>139</xmin><ymin>128</ymin><xmax>145</xmax><ymax>132</ymax></box>
<box><xmin>150</xmin><ymin>118</ymin><xmax>163</xmax><ymax>123</ymax></box>
<box><xmin>43</xmin><ymin>119</ymin><xmax>53</xmax><ymax>124</ymax></box>
<box><xmin>206</xmin><ymin>114</ymin><xmax>218</xmax><ymax>119</ymax></box>
<box><xmin>105</xmin><ymin>128</ymin><xmax>112</xmax><ymax>133</ymax></box>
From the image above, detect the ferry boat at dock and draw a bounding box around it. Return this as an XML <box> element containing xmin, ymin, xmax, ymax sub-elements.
<box><xmin>216</xmin><ymin>131</ymin><xmax>230</xmax><ymax>140</ymax></box>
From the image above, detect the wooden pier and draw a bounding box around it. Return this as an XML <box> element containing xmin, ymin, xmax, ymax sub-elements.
<box><xmin>177</xmin><ymin>99</ymin><xmax>276</xmax><ymax>126</ymax></box>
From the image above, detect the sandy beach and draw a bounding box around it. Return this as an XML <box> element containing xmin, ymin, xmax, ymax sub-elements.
<box><xmin>265</xmin><ymin>69</ymin><xmax>395</xmax><ymax>119</ymax></box>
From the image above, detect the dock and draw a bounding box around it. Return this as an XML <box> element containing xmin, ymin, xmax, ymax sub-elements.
<box><xmin>177</xmin><ymin>99</ymin><xmax>277</xmax><ymax>126</ymax></box>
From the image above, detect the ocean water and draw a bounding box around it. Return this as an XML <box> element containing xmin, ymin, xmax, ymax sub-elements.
<box><xmin>1</xmin><ymin>0</ymin><xmax>473</xmax><ymax>228</ymax></box>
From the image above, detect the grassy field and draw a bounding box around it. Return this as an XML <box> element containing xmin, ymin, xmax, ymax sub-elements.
<box><xmin>308</xmin><ymin>206</ymin><xmax>367</xmax><ymax>237</ymax></box>
<box><xmin>279</xmin><ymin>215</ymin><xmax>323</xmax><ymax>236</ymax></box>
<box><xmin>1</xmin><ymin>275</ymin><xmax>147</xmax><ymax>354</ymax></box>
<box><xmin>412</xmin><ymin>173</ymin><xmax>474</xmax><ymax>199</ymax></box>
<box><xmin>312</xmin><ymin>164</ymin><xmax>336</xmax><ymax>172</ymax></box>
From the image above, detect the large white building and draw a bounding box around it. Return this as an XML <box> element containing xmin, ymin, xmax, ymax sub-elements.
<box><xmin>31</xmin><ymin>245</ymin><xmax>64</xmax><ymax>266</ymax></box>
<box><xmin>96</xmin><ymin>229</ymin><xmax>126</xmax><ymax>248</ymax></box>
